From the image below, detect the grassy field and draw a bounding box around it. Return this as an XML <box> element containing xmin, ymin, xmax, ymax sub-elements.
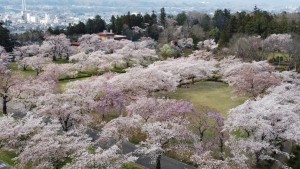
<box><xmin>58</xmin><ymin>76</ymin><xmax>92</xmax><ymax>91</ymax></box>
<box><xmin>122</xmin><ymin>163</ymin><xmax>145</xmax><ymax>169</ymax></box>
<box><xmin>160</xmin><ymin>81</ymin><xmax>247</xmax><ymax>115</ymax></box>
<box><xmin>0</xmin><ymin>150</ymin><xmax>17</xmax><ymax>166</ymax></box>
<box><xmin>9</xmin><ymin>63</ymin><xmax>36</xmax><ymax>77</ymax></box>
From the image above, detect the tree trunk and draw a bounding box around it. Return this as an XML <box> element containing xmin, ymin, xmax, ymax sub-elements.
<box><xmin>220</xmin><ymin>137</ymin><xmax>224</xmax><ymax>153</ymax></box>
<box><xmin>255</xmin><ymin>151</ymin><xmax>260</xmax><ymax>166</ymax></box>
<box><xmin>2</xmin><ymin>96</ymin><xmax>8</xmax><ymax>115</ymax></box>
<box><xmin>156</xmin><ymin>154</ymin><xmax>162</xmax><ymax>169</ymax></box>
<box><xmin>64</xmin><ymin>120</ymin><xmax>69</xmax><ymax>132</ymax></box>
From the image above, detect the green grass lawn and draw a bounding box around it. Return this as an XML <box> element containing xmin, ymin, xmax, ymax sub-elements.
<box><xmin>0</xmin><ymin>150</ymin><xmax>17</xmax><ymax>166</ymax></box>
<box><xmin>53</xmin><ymin>59</ymin><xmax>69</xmax><ymax>64</ymax></box>
<box><xmin>59</xmin><ymin>76</ymin><xmax>92</xmax><ymax>91</ymax></box>
<box><xmin>160</xmin><ymin>81</ymin><xmax>247</xmax><ymax>115</ymax></box>
<box><xmin>9</xmin><ymin>63</ymin><xmax>36</xmax><ymax>77</ymax></box>
<box><xmin>267</xmin><ymin>52</ymin><xmax>289</xmax><ymax>61</ymax></box>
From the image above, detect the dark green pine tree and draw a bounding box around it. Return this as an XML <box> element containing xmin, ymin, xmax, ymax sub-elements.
<box><xmin>160</xmin><ymin>8</ymin><xmax>166</xmax><ymax>28</ymax></box>
<box><xmin>110</xmin><ymin>15</ymin><xmax>116</xmax><ymax>33</ymax></box>
<box><xmin>0</xmin><ymin>22</ymin><xmax>11</xmax><ymax>51</ymax></box>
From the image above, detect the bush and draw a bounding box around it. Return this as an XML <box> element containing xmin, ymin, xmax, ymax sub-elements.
<box><xmin>122</xmin><ymin>163</ymin><xmax>144</xmax><ymax>169</ymax></box>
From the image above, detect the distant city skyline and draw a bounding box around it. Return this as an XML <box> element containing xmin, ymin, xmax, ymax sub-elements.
<box><xmin>1</xmin><ymin>0</ymin><xmax>299</xmax><ymax>34</ymax></box>
<box><xmin>0</xmin><ymin>0</ymin><xmax>300</xmax><ymax>12</ymax></box>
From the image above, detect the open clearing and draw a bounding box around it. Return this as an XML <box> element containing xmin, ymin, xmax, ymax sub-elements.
<box><xmin>163</xmin><ymin>81</ymin><xmax>247</xmax><ymax>115</ymax></box>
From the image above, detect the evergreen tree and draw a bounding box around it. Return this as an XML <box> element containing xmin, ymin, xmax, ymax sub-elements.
<box><xmin>160</xmin><ymin>8</ymin><xmax>166</xmax><ymax>28</ymax></box>
<box><xmin>110</xmin><ymin>15</ymin><xmax>116</xmax><ymax>32</ymax></box>
<box><xmin>176</xmin><ymin>12</ymin><xmax>187</xmax><ymax>25</ymax></box>
<box><xmin>0</xmin><ymin>22</ymin><xmax>11</xmax><ymax>51</ymax></box>
<box><xmin>151</xmin><ymin>10</ymin><xmax>157</xmax><ymax>25</ymax></box>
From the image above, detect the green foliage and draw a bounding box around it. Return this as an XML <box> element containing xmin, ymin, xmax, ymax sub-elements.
<box><xmin>160</xmin><ymin>44</ymin><xmax>176</xmax><ymax>59</ymax></box>
<box><xmin>11</xmin><ymin>30</ymin><xmax>44</xmax><ymax>46</ymax></box>
<box><xmin>129</xmin><ymin>130</ymin><xmax>147</xmax><ymax>145</ymax></box>
<box><xmin>47</xmin><ymin>27</ymin><xmax>64</xmax><ymax>35</ymax></box>
<box><xmin>213</xmin><ymin>9</ymin><xmax>231</xmax><ymax>32</ymax></box>
<box><xmin>111</xmin><ymin>67</ymin><xmax>126</xmax><ymax>73</ymax></box>
<box><xmin>176</xmin><ymin>12</ymin><xmax>187</xmax><ymax>25</ymax></box>
<box><xmin>0</xmin><ymin>22</ymin><xmax>12</xmax><ymax>51</ymax></box>
<box><xmin>209</xmin><ymin>28</ymin><xmax>221</xmax><ymax>42</ymax></box>
<box><xmin>53</xmin><ymin>59</ymin><xmax>69</xmax><ymax>64</ymax></box>
<box><xmin>200</xmin><ymin>14</ymin><xmax>212</xmax><ymax>32</ymax></box>
<box><xmin>122</xmin><ymin>163</ymin><xmax>144</xmax><ymax>169</ymax></box>
<box><xmin>66</xmin><ymin>21</ymin><xmax>86</xmax><ymax>35</ymax></box>
<box><xmin>85</xmin><ymin>15</ymin><xmax>106</xmax><ymax>34</ymax></box>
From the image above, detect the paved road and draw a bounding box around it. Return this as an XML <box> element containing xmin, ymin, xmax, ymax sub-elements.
<box><xmin>122</xmin><ymin>142</ymin><xmax>196</xmax><ymax>169</ymax></box>
<box><xmin>0</xmin><ymin>162</ymin><xmax>9</xmax><ymax>169</ymax></box>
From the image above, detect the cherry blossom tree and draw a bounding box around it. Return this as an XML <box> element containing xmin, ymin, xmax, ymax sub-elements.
<box><xmin>0</xmin><ymin>112</ymin><xmax>44</xmax><ymax>149</ymax></box>
<box><xmin>43</xmin><ymin>63</ymin><xmax>79</xmax><ymax>80</ymax></box>
<box><xmin>63</xmin><ymin>145</ymin><xmax>137</xmax><ymax>169</ymax></box>
<box><xmin>115</xmin><ymin>46</ymin><xmax>158</xmax><ymax>67</ymax></box>
<box><xmin>149</xmin><ymin>58</ymin><xmax>218</xmax><ymax>84</ymax></box>
<box><xmin>36</xmin><ymin>93</ymin><xmax>91</xmax><ymax>132</ymax></box>
<box><xmin>17</xmin><ymin>57</ymin><xmax>31</xmax><ymax>71</ymax></box>
<box><xmin>40</xmin><ymin>34</ymin><xmax>71</xmax><ymax>61</ymax></box>
<box><xmin>92</xmin><ymin>85</ymin><xmax>125</xmax><ymax>119</ymax></box>
<box><xmin>191</xmin><ymin>151</ymin><xmax>231</xmax><ymax>169</ymax></box>
<box><xmin>136</xmin><ymin>119</ymin><xmax>194</xmax><ymax>169</ymax></box>
<box><xmin>69</xmin><ymin>52</ymin><xmax>89</xmax><ymax>63</ymax></box>
<box><xmin>99</xmin><ymin>39</ymin><xmax>133</xmax><ymax>53</ymax></box>
<box><xmin>78</xmin><ymin>34</ymin><xmax>102</xmax><ymax>53</ymax></box>
<box><xmin>97</xmin><ymin>115</ymin><xmax>142</xmax><ymax>145</ymax></box>
<box><xmin>207</xmin><ymin>112</ymin><xmax>226</xmax><ymax>154</ymax></box>
<box><xmin>0</xmin><ymin>65</ymin><xmax>20</xmax><ymax>115</ymax></box>
<box><xmin>16</xmin><ymin>124</ymin><xmax>91</xmax><ymax>169</ymax></box>
<box><xmin>189</xmin><ymin>50</ymin><xmax>215</xmax><ymax>61</ymax></box>
<box><xmin>70</xmin><ymin>51</ymin><xmax>126</xmax><ymax>73</ymax></box>
<box><xmin>263</xmin><ymin>34</ymin><xmax>293</xmax><ymax>54</ymax></box>
<box><xmin>189</xmin><ymin>111</ymin><xmax>210</xmax><ymax>142</ymax></box>
<box><xmin>198</xmin><ymin>39</ymin><xmax>218</xmax><ymax>51</ymax></box>
<box><xmin>0</xmin><ymin>46</ymin><xmax>9</xmax><ymax>63</ymax></box>
<box><xmin>13</xmin><ymin>75</ymin><xmax>58</xmax><ymax>111</ymax></box>
<box><xmin>178</xmin><ymin>38</ymin><xmax>193</xmax><ymax>48</ymax></box>
<box><xmin>137</xmin><ymin>37</ymin><xmax>157</xmax><ymax>49</ymax></box>
<box><xmin>108</xmin><ymin>66</ymin><xmax>179</xmax><ymax>96</ymax></box>
<box><xmin>26</xmin><ymin>56</ymin><xmax>52</xmax><ymax>75</ymax></box>
<box><xmin>219</xmin><ymin>56</ymin><xmax>242</xmax><ymax>75</ymax></box>
<box><xmin>225</xmin><ymin>82</ymin><xmax>300</xmax><ymax>167</ymax></box>
<box><xmin>13</xmin><ymin>44</ymin><xmax>40</xmax><ymax>60</ymax></box>
<box><xmin>66</xmin><ymin>77</ymin><xmax>125</xmax><ymax>121</ymax></box>
<box><xmin>126</xmin><ymin>97</ymin><xmax>194</xmax><ymax>122</ymax></box>
<box><xmin>221</xmin><ymin>61</ymin><xmax>280</xmax><ymax>98</ymax></box>
<box><xmin>231</xmin><ymin>36</ymin><xmax>263</xmax><ymax>60</ymax></box>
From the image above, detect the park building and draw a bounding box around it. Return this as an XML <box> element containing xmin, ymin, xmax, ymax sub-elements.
<box><xmin>71</xmin><ymin>30</ymin><xmax>128</xmax><ymax>47</ymax></box>
<box><xmin>98</xmin><ymin>30</ymin><xmax>127</xmax><ymax>41</ymax></box>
